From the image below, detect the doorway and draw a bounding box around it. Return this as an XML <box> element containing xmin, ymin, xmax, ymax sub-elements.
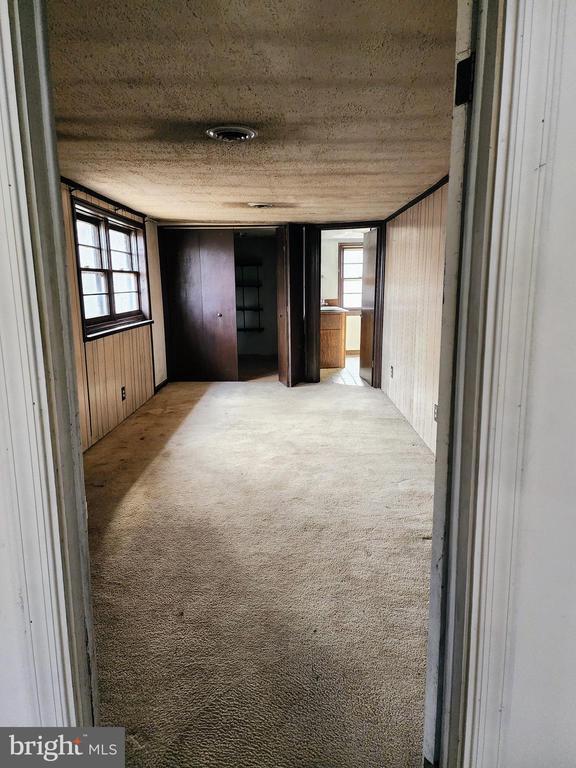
<box><xmin>4</xmin><ymin>0</ymin><xmax>490</xmax><ymax>764</ymax></box>
<box><xmin>235</xmin><ymin>229</ymin><xmax>279</xmax><ymax>382</ymax></box>
<box><xmin>319</xmin><ymin>227</ymin><xmax>372</xmax><ymax>385</ymax></box>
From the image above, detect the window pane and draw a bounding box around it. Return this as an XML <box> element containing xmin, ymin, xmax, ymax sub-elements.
<box><xmin>342</xmin><ymin>248</ymin><xmax>363</xmax><ymax>264</ymax></box>
<box><xmin>111</xmin><ymin>250</ymin><xmax>133</xmax><ymax>271</ymax></box>
<box><xmin>81</xmin><ymin>271</ymin><xmax>108</xmax><ymax>295</ymax></box>
<box><xmin>78</xmin><ymin>245</ymin><xmax>101</xmax><ymax>268</ymax></box>
<box><xmin>343</xmin><ymin>262</ymin><xmax>363</xmax><ymax>279</ymax></box>
<box><xmin>344</xmin><ymin>293</ymin><xmax>362</xmax><ymax>309</ymax></box>
<box><xmin>343</xmin><ymin>278</ymin><xmax>362</xmax><ymax>294</ymax></box>
<box><xmin>76</xmin><ymin>219</ymin><xmax>100</xmax><ymax>247</ymax></box>
<box><xmin>114</xmin><ymin>292</ymin><xmax>139</xmax><ymax>313</ymax></box>
<box><xmin>113</xmin><ymin>272</ymin><xmax>138</xmax><ymax>292</ymax></box>
<box><xmin>84</xmin><ymin>293</ymin><xmax>109</xmax><ymax>319</ymax></box>
<box><xmin>109</xmin><ymin>228</ymin><xmax>131</xmax><ymax>252</ymax></box>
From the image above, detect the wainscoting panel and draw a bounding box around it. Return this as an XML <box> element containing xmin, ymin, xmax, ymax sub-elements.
<box><xmin>85</xmin><ymin>325</ymin><xmax>154</xmax><ymax>444</ymax></box>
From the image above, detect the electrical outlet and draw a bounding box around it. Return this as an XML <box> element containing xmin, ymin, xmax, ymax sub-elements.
<box><xmin>121</xmin><ymin>385</ymin><xmax>126</xmax><ymax>401</ymax></box>
<box><xmin>434</xmin><ymin>403</ymin><xmax>438</xmax><ymax>422</ymax></box>
<box><xmin>390</xmin><ymin>365</ymin><xmax>394</xmax><ymax>379</ymax></box>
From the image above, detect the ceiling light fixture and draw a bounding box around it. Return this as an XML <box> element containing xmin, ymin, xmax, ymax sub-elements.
<box><xmin>206</xmin><ymin>125</ymin><xmax>258</xmax><ymax>142</ymax></box>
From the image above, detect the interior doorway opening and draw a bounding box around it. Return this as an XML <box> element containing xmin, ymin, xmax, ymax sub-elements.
<box><xmin>319</xmin><ymin>227</ymin><xmax>372</xmax><ymax>385</ymax></box>
<box><xmin>235</xmin><ymin>228</ymin><xmax>279</xmax><ymax>382</ymax></box>
<box><xmin>7</xmin><ymin>0</ymin><xmax>468</xmax><ymax>764</ymax></box>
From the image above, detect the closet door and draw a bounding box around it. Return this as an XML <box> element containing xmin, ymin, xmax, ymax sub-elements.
<box><xmin>160</xmin><ymin>229</ymin><xmax>238</xmax><ymax>381</ymax></box>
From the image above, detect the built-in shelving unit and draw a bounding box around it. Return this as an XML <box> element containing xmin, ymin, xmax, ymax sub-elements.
<box><xmin>236</xmin><ymin>263</ymin><xmax>264</xmax><ymax>333</ymax></box>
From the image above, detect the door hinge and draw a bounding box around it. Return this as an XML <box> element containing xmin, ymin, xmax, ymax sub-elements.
<box><xmin>455</xmin><ymin>53</ymin><xmax>475</xmax><ymax>106</ymax></box>
<box><xmin>434</xmin><ymin>403</ymin><xmax>438</xmax><ymax>422</ymax></box>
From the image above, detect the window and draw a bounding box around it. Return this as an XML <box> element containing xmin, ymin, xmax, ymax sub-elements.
<box><xmin>73</xmin><ymin>202</ymin><xmax>149</xmax><ymax>336</ymax></box>
<box><xmin>338</xmin><ymin>243</ymin><xmax>364</xmax><ymax>312</ymax></box>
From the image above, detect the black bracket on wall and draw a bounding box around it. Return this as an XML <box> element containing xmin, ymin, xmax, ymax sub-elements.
<box><xmin>455</xmin><ymin>53</ymin><xmax>475</xmax><ymax>106</ymax></box>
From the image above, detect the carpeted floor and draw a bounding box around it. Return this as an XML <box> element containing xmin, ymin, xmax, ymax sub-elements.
<box><xmin>84</xmin><ymin>382</ymin><xmax>434</xmax><ymax>768</ymax></box>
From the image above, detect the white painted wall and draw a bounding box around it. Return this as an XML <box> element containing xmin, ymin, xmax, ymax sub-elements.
<box><xmin>464</xmin><ymin>2</ymin><xmax>576</xmax><ymax>766</ymax></box>
<box><xmin>320</xmin><ymin>237</ymin><xmax>339</xmax><ymax>300</ymax></box>
<box><xmin>146</xmin><ymin>220</ymin><xmax>167</xmax><ymax>385</ymax></box>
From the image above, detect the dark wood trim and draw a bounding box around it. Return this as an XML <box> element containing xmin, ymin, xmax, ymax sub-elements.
<box><xmin>61</xmin><ymin>176</ymin><xmax>146</xmax><ymax>220</ymax></box>
<box><xmin>285</xmin><ymin>224</ymin><xmax>306</xmax><ymax>386</ymax></box>
<box><xmin>318</xmin><ymin>219</ymin><xmax>384</xmax><ymax>230</ymax></box>
<box><xmin>72</xmin><ymin>197</ymin><xmax>145</xmax><ymax>229</ymax></box>
<box><xmin>312</xmin><ymin>175</ymin><xmax>450</xmax><ymax>232</ymax></box>
<box><xmin>371</xmin><ymin>224</ymin><xmax>386</xmax><ymax>389</ymax></box>
<box><xmin>304</xmin><ymin>225</ymin><xmax>321</xmax><ymax>382</ymax></box>
<box><xmin>385</xmin><ymin>176</ymin><xmax>449</xmax><ymax>224</ymax></box>
<box><xmin>84</xmin><ymin>319</ymin><xmax>153</xmax><ymax>342</ymax></box>
<box><xmin>71</xmin><ymin>193</ymin><xmax>151</xmax><ymax>340</ymax></box>
<box><xmin>276</xmin><ymin>226</ymin><xmax>289</xmax><ymax>385</ymax></box>
<box><xmin>337</xmin><ymin>241</ymin><xmax>363</xmax><ymax>314</ymax></box>
<box><xmin>154</xmin><ymin>378</ymin><xmax>169</xmax><ymax>393</ymax></box>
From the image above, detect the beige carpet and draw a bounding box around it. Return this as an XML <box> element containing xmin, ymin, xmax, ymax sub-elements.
<box><xmin>84</xmin><ymin>382</ymin><xmax>434</xmax><ymax>767</ymax></box>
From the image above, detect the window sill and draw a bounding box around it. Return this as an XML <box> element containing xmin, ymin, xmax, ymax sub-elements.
<box><xmin>84</xmin><ymin>318</ymin><xmax>153</xmax><ymax>342</ymax></box>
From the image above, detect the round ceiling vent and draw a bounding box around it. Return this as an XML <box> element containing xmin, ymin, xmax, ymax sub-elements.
<box><xmin>206</xmin><ymin>125</ymin><xmax>258</xmax><ymax>142</ymax></box>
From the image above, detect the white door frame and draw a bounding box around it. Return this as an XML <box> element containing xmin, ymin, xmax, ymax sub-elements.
<box><xmin>0</xmin><ymin>0</ymin><xmax>96</xmax><ymax>726</ymax></box>
<box><xmin>3</xmin><ymin>0</ymin><xmax>536</xmax><ymax>763</ymax></box>
<box><xmin>423</xmin><ymin>0</ymin><xmax>506</xmax><ymax>763</ymax></box>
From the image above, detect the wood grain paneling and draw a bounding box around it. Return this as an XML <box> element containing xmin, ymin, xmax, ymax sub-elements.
<box><xmin>159</xmin><ymin>228</ymin><xmax>238</xmax><ymax>381</ymax></box>
<box><xmin>85</xmin><ymin>325</ymin><xmax>154</xmax><ymax>444</ymax></box>
<box><xmin>61</xmin><ymin>183</ymin><xmax>156</xmax><ymax>450</ymax></box>
<box><xmin>381</xmin><ymin>183</ymin><xmax>447</xmax><ymax>452</ymax></box>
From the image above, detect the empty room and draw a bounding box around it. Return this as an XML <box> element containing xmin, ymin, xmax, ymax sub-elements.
<box><xmin>6</xmin><ymin>1</ymin><xmax>576</xmax><ymax>767</ymax></box>
<box><xmin>9</xmin><ymin>0</ymin><xmax>455</xmax><ymax>766</ymax></box>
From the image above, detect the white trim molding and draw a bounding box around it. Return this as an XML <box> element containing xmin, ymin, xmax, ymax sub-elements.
<box><xmin>463</xmin><ymin>1</ymin><xmax>569</xmax><ymax>766</ymax></box>
<box><xmin>0</xmin><ymin>0</ymin><xmax>75</xmax><ymax>725</ymax></box>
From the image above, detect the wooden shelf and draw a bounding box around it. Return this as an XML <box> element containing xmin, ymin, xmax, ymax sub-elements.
<box><xmin>236</xmin><ymin>263</ymin><xmax>264</xmax><ymax>333</ymax></box>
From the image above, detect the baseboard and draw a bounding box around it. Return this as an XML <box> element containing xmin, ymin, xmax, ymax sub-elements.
<box><xmin>154</xmin><ymin>378</ymin><xmax>168</xmax><ymax>393</ymax></box>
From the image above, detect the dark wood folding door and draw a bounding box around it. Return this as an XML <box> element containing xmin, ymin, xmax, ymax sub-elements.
<box><xmin>277</xmin><ymin>224</ymin><xmax>306</xmax><ymax>387</ymax></box>
<box><xmin>159</xmin><ymin>229</ymin><xmax>238</xmax><ymax>381</ymax></box>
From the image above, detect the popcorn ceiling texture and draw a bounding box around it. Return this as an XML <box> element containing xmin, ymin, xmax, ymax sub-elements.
<box><xmin>85</xmin><ymin>382</ymin><xmax>434</xmax><ymax>767</ymax></box>
<box><xmin>46</xmin><ymin>0</ymin><xmax>456</xmax><ymax>223</ymax></box>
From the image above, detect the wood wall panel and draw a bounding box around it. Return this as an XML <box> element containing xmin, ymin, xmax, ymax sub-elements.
<box><xmin>61</xmin><ymin>183</ymin><xmax>156</xmax><ymax>450</ymax></box>
<box><xmin>85</xmin><ymin>326</ymin><xmax>154</xmax><ymax>444</ymax></box>
<box><xmin>381</xmin><ymin>183</ymin><xmax>447</xmax><ymax>452</ymax></box>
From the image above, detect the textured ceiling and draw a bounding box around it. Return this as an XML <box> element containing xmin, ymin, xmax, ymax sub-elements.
<box><xmin>46</xmin><ymin>0</ymin><xmax>457</xmax><ymax>224</ymax></box>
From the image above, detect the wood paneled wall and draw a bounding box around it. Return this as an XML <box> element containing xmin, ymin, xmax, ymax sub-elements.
<box><xmin>61</xmin><ymin>183</ymin><xmax>156</xmax><ymax>450</ymax></box>
<box><xmin>381</xmin><ymin>183</ymin><xmax>448</xmax><ymax>452</ymax></box>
